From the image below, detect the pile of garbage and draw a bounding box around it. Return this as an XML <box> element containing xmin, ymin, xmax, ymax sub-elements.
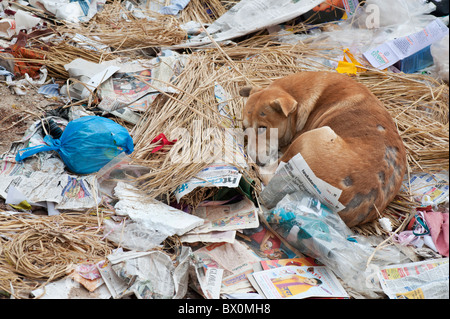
<box><xmin>0</xmin><ymin>0</ymin><xmax>448</xmax><ymax>300</ymax></box>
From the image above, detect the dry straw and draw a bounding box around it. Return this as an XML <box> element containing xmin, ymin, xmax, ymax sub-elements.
<box><xmin>179</xmin><ymin>0</ymin><xmax>230</xmax><ymax>24</ymax></box>
<box><xmin>0</xmin><ymin>212</ymin><xmax>114</xmax><ymax>298</ymax></box>
<box><xmin>130</xmin><ymin>31</ymin><xmax>448</xmax><ymax>231</ymax></box>
<box><xmin>5</xmin><ymin>1</ymin><xmax>448</xmax><ymax>242</ymax></box>
<box><xmin>131</xmin><ymin>51</ymin><xmax>260</xmax><ymax>206</ymax></box>
<box><xmin>56</xmin><ymin>0</ymin><xmax>187</xmax><ymax>55</ymax></box>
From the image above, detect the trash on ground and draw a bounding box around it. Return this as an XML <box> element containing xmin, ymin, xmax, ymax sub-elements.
<box><xmin>103</xmin><ymin>181</ymin><xmax>203</xmax><ymax>251</ymax></box>
<box><xmin>15</xmin><ymin>115</ymin><xmax>134</xmax><ymax>175</ymax></box>
<box><xmin>249</xmin><ymin>265</ymin><xmax>349</xmax><ymax>299</ymax></box>
<box><xmin>377</xmin><ymin>258</ymin><xmax>449</xmax><ymax>299</ymax></box>
<box><xmin>0</xmin><ymin>0</ymin><xmax>448</xmax><ymax>301</ymax></box>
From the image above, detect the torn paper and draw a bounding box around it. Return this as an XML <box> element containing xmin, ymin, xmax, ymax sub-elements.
<box><xmin>260</xmin><ymin>153</ymin><xmax>345</xmax><ymax>213</ymax></box>
<box><xmin>175</xmin><ymin>0</ymin><xmax>323</xmax><ymax>48</ymax></box>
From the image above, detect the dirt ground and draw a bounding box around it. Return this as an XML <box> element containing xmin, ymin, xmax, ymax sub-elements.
<box><xmin>0</xmin><ymin>83</ymin><xmax>54</xmax><ymax>155</ymax></box>
<box><xmin>0</xmin><ymin>82</ymin><xmax>56</xmax><ymax>211</ymax></box>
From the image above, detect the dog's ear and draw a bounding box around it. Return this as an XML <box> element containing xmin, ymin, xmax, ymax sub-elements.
<box><xmin>239</xmin><ymin>86</ymin><xmax>263</xmax><ymax>97</ymax></box>
<box><xmin>270</xmin><ymin>97</ymin><xmax>298</xmax><ymax>117</ymax></box>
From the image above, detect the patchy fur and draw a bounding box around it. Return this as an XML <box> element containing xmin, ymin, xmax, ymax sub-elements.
<box><xmin>240</xmin><ymin>71</ymin><xmax>406</xmax><ymax>227</ymax></box>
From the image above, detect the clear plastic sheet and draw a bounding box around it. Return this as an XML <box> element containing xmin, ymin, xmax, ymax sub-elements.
<box><xmin>264</xmin><ymin>190</ymin><xmax>411</xmax><ymax>298</ymax></box>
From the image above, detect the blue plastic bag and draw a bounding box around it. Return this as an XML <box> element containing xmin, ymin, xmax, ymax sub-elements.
<box><xmin>15</xmin><ymin>116</ymin><xmax>134</xmax><ymax>174</ymax></box>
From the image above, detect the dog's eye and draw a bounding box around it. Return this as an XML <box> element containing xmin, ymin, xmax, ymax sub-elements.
<box><xmin>258</xmin><ymin>126</ymin><xmax>267</xmax><ymax>134</ymax></box>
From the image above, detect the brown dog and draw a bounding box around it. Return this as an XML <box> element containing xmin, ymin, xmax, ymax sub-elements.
<box><xmin>240</xmin><ymin>71</ymin><xmax>406</xmax><ymax>227</ymax></box>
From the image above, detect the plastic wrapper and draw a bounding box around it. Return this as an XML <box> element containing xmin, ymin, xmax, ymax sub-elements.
<box><xmin>430</xmin><ymin>33</ymin><xmax>449</xmax><ymax>82</ymax></box>
<box><xmin>274</xmin><ymin>0</ymin><xmax>441</xmax><ymax>71</ymax></box>
<box><xmin>348</xmin><ymin>0</ymin><xmax>437</xmax><ymax>30</ymax></box>
<box><xmin>264</xmin><ymin>190</ymin><xmax>410</xmax><ymax>298</ymax></box>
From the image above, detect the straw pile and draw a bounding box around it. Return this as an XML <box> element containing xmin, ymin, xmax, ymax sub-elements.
<box><xmin>130</xmin><ymin>31</ymin><xmax>448</xmax><ymax>231</ymax></box>
<box><xmin>56</xmin><ymin>0</ymin><xmax>187</xmax><ymax>55</ymax></box>
<box><xmin>0</xmin><ymin>212</ymin><xmax>114</xmax><ymax>298</ymax></box>
<box><xmin>1</xmin><ymin>0</ymin><xmax>448</xmax><ymax>299</ymax></box>
<box><xmin>179</xmin><ymin>0</ymin><xmax>230</xmax><ymax>24</ymax></box>
<box><xmin>131</xmin><ymin>51</ymin><xmax>261</xmax><ymax>205</ymax></box>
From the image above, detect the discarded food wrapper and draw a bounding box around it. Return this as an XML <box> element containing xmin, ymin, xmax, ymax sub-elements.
<box><xmin>15</xmin><ymin>116</ymin><xmax>134</xmax><ymax>175</ymax></box>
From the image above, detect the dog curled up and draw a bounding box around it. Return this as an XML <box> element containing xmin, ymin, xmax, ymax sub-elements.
<box><xmin>240</xmin><ymin>71</ymin><xmax>406</xmax><ymax>227</ymax></box>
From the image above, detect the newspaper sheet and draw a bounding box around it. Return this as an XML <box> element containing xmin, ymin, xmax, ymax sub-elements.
<box><xmin>187</xmin><ymin>197</ymin><xmax>259</xmax><ymax>234</ymax></box>
<box><xmin>174</xmin><ymin>164</ymin><xmax>242</xmax><ymax>202</ymax></box>
<box><xmin>364</xmin><ymin>19</ymin><xmax>449</xmax><ymax>69</ymax></box>
<box><xmin>189</xmin><ymin>255</ymin><xmax>225</xmax><ymax>299</ymax></box>
<box><xmin>260</xmin><ymin>153</ymin><xmax>345</xmax><ymax>212</ymax></box>
<box><xmin>193</xmin><ymin>241</ymin><xmax>262</xmax><ymax>294</ymax></box>
<box><xmin>400</xmin><ymin>171</ymin><xmax>449</xmax><ymax>205</ymax></box>
<box><xmin>99</xmin><ymin>247</ymin><xmax>192</xmax><ymax>299</ymax></box>
<box><xmin>98</xmin><ymin>53</ymin><xmax>183</xmax><ymax>112</ymax></box>
<box><xmin>377</xmin><ymin>258</ymin><xmax>449</xmax><ymax>299</ymax></box>
<box><xmin>106</xmin><ymin>182</ymin><xmax>204</xmax><ymax>250</ymax></box>
<box><xmin>174</xmin><ymin>128</ymin><xmax>248</xmax><ymax>201</ymax></box>
<box><xmin>180</xmin><ymin>230</ymin><xmax>236</xmax><ymax>244</ymax></box>
<box><xmin>251</xmin><ymin>265</ymin><xmax>348</xmax><ymax>299</ymax></box>
<box><xmin>190</xmin><ymin>221</ymin><xmax>303</xmax><ymax>295</ymax></box>
<box><xmin>0</xmin><ymin>160</ymin><xmax>99</xmax><ymax>211</ymax></box>
<box><xmin>62</xmin><ymin>58</ymin><xmax>120</xmax><ymax>100</ymax></box>
<box><xmin>237</xmin><ymin>221</ymin><xmax>302</xmax><ymax>261</ymax></box>
<box><xmin>259</xmin><ymin>257</ymin><xmax>318</xmax><ymax>270</ymax></box>
<box><xmin>174</xmin><ymin>0</ymin><xmax>323</xmax><ymax>48</ymax></box>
